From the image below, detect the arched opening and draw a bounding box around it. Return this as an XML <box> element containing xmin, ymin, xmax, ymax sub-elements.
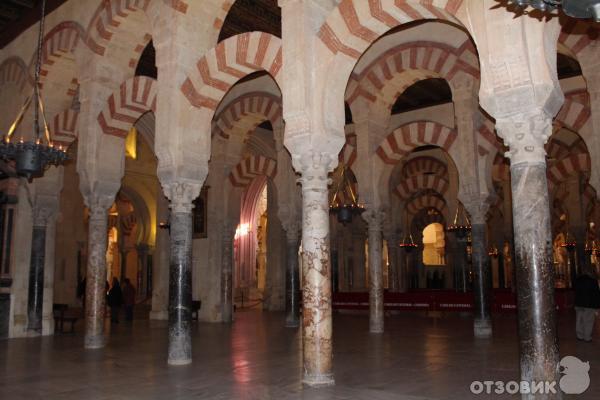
<box><xmin>422</xmin><ymin>222</ymin><xmax>446</xmax><ymax>266</ymax></box>
<box><xmin>218</xmin><ymin>0</ymin><xmax>281</xmax><ymax>43</ymax></box>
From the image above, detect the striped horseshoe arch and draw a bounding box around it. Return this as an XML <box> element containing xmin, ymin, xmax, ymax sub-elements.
<box><xmin>229</xmin><ymin>154</ymin><xmax>278</xmax><ymax>188</ymax></box>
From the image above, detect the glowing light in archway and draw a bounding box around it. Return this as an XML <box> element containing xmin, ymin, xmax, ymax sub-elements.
<box><xmin>235</xmin><ymin>223</ymin><xmax>250</xmax><ymax>239</ymax></box>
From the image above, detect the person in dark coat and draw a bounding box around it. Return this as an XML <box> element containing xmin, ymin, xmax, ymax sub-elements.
<box><xmin>574</xmin><ymin>266</ymin><xmax>600</xmax><ymax>342</ymax></box>
<box><xmin>122</xmin><ymin>278</ymin><xmax>136</xmax><ymax>322</ymax></box>
<box><xmin>107</xmin><ymin>277</ymin><xmax>123</xmax><ymax>324</ymax></box>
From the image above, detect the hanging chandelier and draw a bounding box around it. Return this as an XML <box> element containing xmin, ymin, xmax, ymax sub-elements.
<box><xmin>399</xmin><ymin>232</ymin><xmax>418</xmax><ymax>252</ymax></box>
<box><xmin>0</xmin><ymin>0</ymin><xmax>68</xmax><ymax>182</ymax></box>
<box><xmin>329</xmin><ymin>163</ymin><xmax>364</xmax><ymax>225</ymax></box>
<box><xmin>560</xmin><ymin>232</ymin><xmax>577</xmax><ymax>251</ymax></box>
<box><xmin>447</xmin><ymin>203</ymin><xmax>471</xmax><ymax>239</ymax></box>
<box><xmin>509</xmin><ymin>0</ymin><xmax>600</xmax><ymax>21</ymax></box>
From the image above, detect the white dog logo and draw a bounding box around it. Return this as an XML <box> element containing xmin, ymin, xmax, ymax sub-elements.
<box><xmin>559</xmin><ymin>356</ymin><xmax>590</xmax><ymax>394</ymax></box>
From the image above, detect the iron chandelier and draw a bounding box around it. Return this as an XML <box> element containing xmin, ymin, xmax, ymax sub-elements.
<box><xmin>509</xmin><ymin>0</ymin><xmax>600</xmax><ymax>21</ymax></box>
<box><xmin>0</xmin><ymin>0</ymin><xmax>68</xmax><ymax>182</ymax></box>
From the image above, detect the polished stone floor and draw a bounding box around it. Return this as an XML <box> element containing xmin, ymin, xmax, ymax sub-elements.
<box><xmin>0</xmin><ymin>310</ymin><xmax>598</xmax><ymax>399</ymax></box>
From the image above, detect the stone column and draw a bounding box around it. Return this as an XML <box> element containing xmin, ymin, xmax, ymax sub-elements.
<box><xmin>364</xmin><ymin>209</ymin><xmax>385</xmax><ymax>333</ymax></box>
<box><xmin>84</xmin><ymin>195</ymin><xmax>113</xmax><ymax>349</ymax></box>
<box><xmin>351</xmin><ymin>229</ymin><xmax>366</xmax><ymax>291</ymax></box>
<box><xmin>297</xmin><ymin>153</ymin><xmax>336</xmax><ymax>387</ymax></box>
<box><xmin>285</xmin><ymin>222</ymin><xmax>301</xmax><ymax>328</ymax></box>
<box><xmin>386</xmin><ymin>232</ymin><xmax>399</xmax><ymax>292</ymax></box>
<box><xmin>464</xmin><ymin>200</ymin><xmax>492</xmax><ymax>338</ymax></box>
<box><xmin>221</xmin><ymin>220</ymin><xmax>235</xmax><ymax>323</ymax></box>
<box><xmin>164</xmin><ymin>182</ymin><xmax>201</xmax><ymax>365</ymax></box>
<box><xmin>150</xmin><ymin>193</ymin><xmax>170</xmax><ymax>320</ymax></box>
<box><xmin>496</xmin><ymin>113</ymin><xmax>560</xmax><ymax>390</ymax></box>
<box><xmin>26</xmin><ymin>204</ymin><xmax>53</xmax><ymax>333</ymax></box>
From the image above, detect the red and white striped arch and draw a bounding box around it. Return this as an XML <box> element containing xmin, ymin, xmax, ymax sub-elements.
<box><xmin>477</xmin><ymin>119</ymin><xmax>503</xmax><ymax>157</ymax></box>
<box><xmin>51</xmin><ymin>109</ymin><xmax>79</xmax><ymax>146</ymax></box>
<box><xmin>97</xmin><ymin>76</ymin><xmax>157</xmax><ymax>138</ymax></box>
<box><xmin>85</xmin><ymin>0</ymin><xmax>185</xmax><ymax>57</ymax></box>
<box><xmin>339</xmin><ymin>134</ymin><xmax>357</xmax><ymax>168</ymax></box>
<box><xmin>377</xmin><ymin>121</ymin><xmax>457</xmax><ymax>164</ymax></box>
<box><xmin>402</xmin><ymin>156</ymin><xmax>447</xmax><ymax>179</ymax></box>
<box><xmin>0</xmin><ymin>57</ymin><xmax>29</xmax><ymax>90</ymax></box>
<box><xmin>555</xmin><ymin>95</ymin><xmax>591</xmax><ymax>133</ymax></box>
<box><xmin>182</xmin><ymin>32</ymin><xmax>282</xmax><ymax>112</ymax></box>
<box><xmin>547</xmin><ymin>153</ymin><xmax>591</xmax><ymax>188</ymax></box>
<box><xmin>213</xmin><ymin>92</ymin><xmax>282</xmax><ymax>139</ymax></box>
<box><xmin>558</xmin><ymin>20</ymin><xmax>597</xmax><ymax>57</ymax></box>
<box><xmin>229</xmin><ymin>154</ymin><xmax>277</xmax><ymax>188</ymax></box>
<box><xmin>396</xmin><ymin>175</ymin><xmax>449</xmax><ymax>200</ymax></box>
<box><xmin>318</xmin><ymin>0</ymin><xmax>465</xmax><ymax>60</ymax></box>
<box><xmin>406</xmin><ymin>194</ymin><xmax>447</xmax><ymax>215</ymax></box>
<box><xmin>346</xmin><ymin>40</ymin><xmax>479</xmax><ymax>106</ymax></box>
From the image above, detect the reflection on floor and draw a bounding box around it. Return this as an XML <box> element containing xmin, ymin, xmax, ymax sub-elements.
<box><xmin>0</xmin><ymin>310</ymin><xmax>598</xmax><ymax>399</ymax></box>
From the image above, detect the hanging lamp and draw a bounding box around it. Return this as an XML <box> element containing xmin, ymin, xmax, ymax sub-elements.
<box><xmin>0</xmin><ymin>0</ymin><xmax>68</xmax><ymax>182</ymax></box>
<box><xmin>560</xmin><ymin>232</ymin><xmax>577</xmax><ymax>251</ymax></box>
<box><xmin>447</xmin><ymin>203</ymin><xmax>471</xmax><ymax>239</ymax></box>
<box><xmin>329</xmin><ymin>162</ymin><xmax>364</xmax><ymax>225</ymax></box>
<box><xmin>509</xmin><ymin>1</ymin><xmax>600</xmax><ymax>22</ymax></box>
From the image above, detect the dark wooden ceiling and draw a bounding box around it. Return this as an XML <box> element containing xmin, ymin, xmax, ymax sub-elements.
<box><xmin>0</xmin><ymin>0</ymin><xmax>68</xmax><ymax>49</ymax></box>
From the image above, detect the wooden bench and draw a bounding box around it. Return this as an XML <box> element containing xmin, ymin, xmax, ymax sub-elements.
<box><xmin>191</xmin><ymin>300</ymin><xmax>202</xmax><ymax>321</ymax></box>
<box><xmin>53</xmin><ymin>304</ymin><xmax>79</xmax><ymax>334</ymax></box>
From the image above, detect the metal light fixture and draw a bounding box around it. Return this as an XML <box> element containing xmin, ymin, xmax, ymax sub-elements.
<box><xmin>488</xmin><ymin>245</ymin><xmax>499</xmax><ymax>258</ymax></box>
<box><xmin>560</xmin><ymin>232</ymin><xmax>577</xmax><ymax>251</ymax></box>
<box><xmin>399</xmin><ymin>232</ymin><xmax>418</xmax><ymax>252</ymax></box>
<box><xmin>0</xmin><ymin>0</ymin><xmax>68</xmax><ymax>182</ymax></box>
<box><xmin>510</xmin><ymin>0</ymin><xmax>600</xmax><ymax>22</ymax></box>
<box><xmin>447</xmin><ymin>203</ymin><xmax>471</xmax><ymax>239</ymax></box>
<box><xmin>329</xmin><ymin>162</ymin><xmax>364</xmax><ymax>225</ymax></box>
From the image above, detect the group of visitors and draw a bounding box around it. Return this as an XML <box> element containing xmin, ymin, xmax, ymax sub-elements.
<box><xmin>77</xmin><ymin>277</ymin><xmax>136</xmax><ymax>323</ymax></box>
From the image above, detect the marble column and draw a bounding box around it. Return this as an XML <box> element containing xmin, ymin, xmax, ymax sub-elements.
<box><xmin>351</xmin><ymin>230</ymin><xmax>366</xmax><ymax>291</ymax></box>
<box><xmin>464</xmin><ymin>202</ymin><xmax>492</xmax><ymax>338</ymax></box>
<box><xmin>85</xmin><ymin>201</ymin><xmax>111</xmax><ymax>349</ymax></box>
<box><xmin>497</xmin><ymin>114</ymin><xmax>560</xmax><ymax>390</ymax></box>
<box><xmin>150</xmin><ymin>193</ymin><xmax>170</xmax><ymax>320</ymax></box>
<box><xmin>386</xmin><ymin>232</ymin><xmax>400</xmax><ymax>292</ymax></box>
<box><xmin>167</xmin><ymin>196</ymin><xmax>194</xmax><ymax>365</ymax></box>
<box><xmin>298</xmin><ymin>153</ymin><xmax>335</xmax><ymax>387</ymax></box>
<box><xmin>221</xmin><ymin>221</ymin><xmax>235</xmax><ymax>323</ymax></box>
<box><xmin>285</xmin><ymin>222</ymin><xmax>300</xmax><ymax>328</ymax></box>
<box><xmin>26</xmin><ymin>206</ymin><xmax>52</xmax><ymax>333</ymax></box>
<box><xmin>364</xmin><ymin>210</ymin><xmax>385</xmax><ymax>333</ymax></box>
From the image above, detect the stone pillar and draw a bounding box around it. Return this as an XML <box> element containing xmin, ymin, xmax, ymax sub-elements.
<box><xmin>496</xmin><ymin>113</ymin><xmax>560</xmax><ymax>391</ymax></box>
<box><xmin>364</xmin><ymin>209</ymin><xmax>385</xmax><ymax>333</ymax></box>
<box><xmin>386</xmin><ymin>232</ymin><xmax>400</xmax><ymax>292</ymax></box>
<box><xmin>297</xmin><ymin>153</ymin><xmax>335</xmax><ymax>387</ymax></box>
<box><xmin>221</xmin><ymin>220</ymin><xmax>235</xmax><ymax>323</ymax></box>
<box><xmin>26</xmin><ymin>207</ymin><xmax>51</xmax><ymax>333</ymax></box>
<box><xmin>351</xmin><ymin>229</ymin><xmax>366</xmax><ymax>291</ymax></box>
<box><xmin>151</xmin><ymin>193</ymin><xmax>170</xmax><ymax>320</ymax></box>
<box><xmin>84</xmin><ymin>195</ymin><xmax>113</xmax><ymax>349</ymax></box>
<box><xmin>464</xmin><ymin>200</ymin><xmax>492</xmax><ymax>338</ymax></box>
<box><xmin>285</xmin><ymin>222</ymin><xmax>301</xmax><ymax>328</ymax></box>
<box><xmin>163</xmin><ymin>182</ymin><xmax>201</xmax><ymax>365</ymax></box>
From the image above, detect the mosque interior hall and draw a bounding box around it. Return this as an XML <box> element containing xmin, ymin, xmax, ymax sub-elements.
<box><xmin>1</xmin><ymin>0</ymin><xmax>600</xmax><ymax>399</ymax></box>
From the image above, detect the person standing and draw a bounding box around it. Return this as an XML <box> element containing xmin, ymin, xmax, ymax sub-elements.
<box><xmin>107</xmin><ymin>278</ymin><xmax>123</xmax><ymax>324</ymax></box>
<box><xmin>122</xmin><ymin>278</ymin><xmax>136</xmax><ymax>322</ymax></box>
<box><xmin>574</xmin><ymin>266</ymin><xmax>600</xmax><ymax>342</ymax></box>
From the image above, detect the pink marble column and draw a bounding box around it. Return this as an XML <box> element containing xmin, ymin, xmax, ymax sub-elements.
<box><xmin>84</xmin><ymin>198</ymin><xmax>112</xmax><ymax>349</ymax></box>
<box><xmin>298</xmin><ymin>154</ymin><xmax>335</xmax><ymax>387</ymax></box>
<box><xmin>364</xmin><ymin>209</ymin><xmax>385</xmax><ymax>333</ymax></box>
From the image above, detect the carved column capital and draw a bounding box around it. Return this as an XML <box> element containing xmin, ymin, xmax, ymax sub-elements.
<box><xmin>462</xmin><ymin>197</ymin><xmax>492</xmax><ymax>226</ymax></box>
<box><xmin>362</xmin><ymin>209</ymin><xmax>385</xmax><ymax>232</ymax></box>
<box><xmin>162</xmin><ymin>181</ymin><xmax>202</xmax><ymax>214</ymax></box>
<box><xmin>496</xmin><ymin>111</ymin><xmax>552</xmax><ymax>165</ymax></box>
<box><xmin>284</xmin><ymin>220</ymin><xmax>301</xmax><ymax>243</ymax></box>
<box><xmin>85</xmin><ymin>192</ymin><xmax>116</xmax><ymax>221</ymax></box>
<box><xmin>293</xmin><ymin>151</ymin><xmax>337</xmax><ymax>190</ymax></box>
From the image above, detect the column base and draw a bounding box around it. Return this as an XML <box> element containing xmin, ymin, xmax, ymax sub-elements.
<box><xmin>84</xmin><ymin>334</ymin><xmax>106</xmax><ymax>349</ymax></box>
<box><xmin>474</xmin><ymin>318</ymin><xmax>492</xmax><ymax>338</ymax></box>
<box><xmin>285</xmin><ymin>319</ymin><xmax>299</xmax><ymax>328</ymax></box>
<box><xmin>303</xmin><ymin>373</ymin><xmax>335</xmax><ymax>387</ymax></box>
<box><xmin>168</xmin><ymin>357</ymin><xmax>192</xmax><ymax>366</ymax></box>
<box><xmin>149</xmin><ymin>310</ymin><xmax>168</xmax><ymax>320</ymax></box>
<box><xmin>369</xmin><ymin>326</ymin><xmax>384</xmax><ymax>334</ymax></box>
